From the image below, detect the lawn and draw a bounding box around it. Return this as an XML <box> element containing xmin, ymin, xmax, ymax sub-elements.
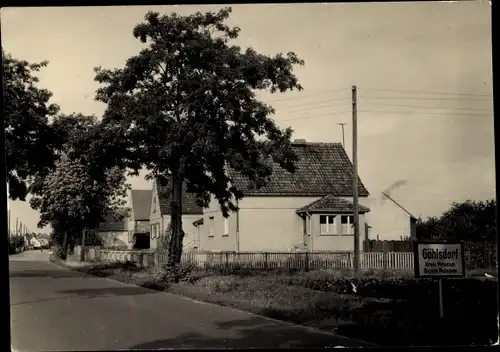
<box><xmin>54</xmin><ymin>258</ymin><xmax>498</xmax><ymax>347</ymax></box>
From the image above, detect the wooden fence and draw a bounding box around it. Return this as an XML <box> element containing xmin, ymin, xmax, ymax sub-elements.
<box><xmin>146</xmin><ymin>250</ymin><xmax>413</xmax><ymax>271</ymax></box>
<box><xmin>178</xmin><ymin>251</ymin><xmax>415</xmax><ymax>271</ymax></box>
<box><xmin>76</xmin><ymin>245</ymin><xmax>495</xmax><ymax>272</ymax></box>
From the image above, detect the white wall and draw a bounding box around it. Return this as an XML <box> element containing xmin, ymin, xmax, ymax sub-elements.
<box><xmin>150</xmin><ymin>214</ymin><xmax>203</xmax><ymax>252</ymax></box>
<box><xmin>197</xmin><ymin>195</ymin><xmax>372</xmax><ymax>252</ymax></box>
<box><xmin>237</xmin><ymin>196</ymin><xmax>321</xmax><ymax>252</ymax></box>
<box><xmin>353</xmin><ymin>196</ymin><xmax>412</xmax><ymax>240</ymax></box>
<box><xmin>198</xmin><ymin>196</ymin><xmax>238</xmax><ymax>252</ymax></box>
<box><xmin>307</xmin><ymin>213</ymin><xmax>365</xmax><ymax>252</ymax></box>
<box><xmin>149</xmin><ymin>181</ymin><xmax>162</xmax><ymax>249</ymax></box>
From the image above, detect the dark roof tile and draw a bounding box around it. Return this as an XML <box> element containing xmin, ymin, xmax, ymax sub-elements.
<box><xmin>156</xmin><ymin>180</ymin><xmax>203</xmax><ymax>215</ymax></box>
<box><xmin>297</xmin><ymin>194</ymin><xmax>371</xmax><ymax>213</ymax></box>
<box><xmin>131</xmin><ymin>189</ymin><xmax>152</xmax><ymax>220</ymax></box>
<box><xmin>228</xmin><ymin>142</ymin><xmax>370</xmax><ymax>197</ymax></box>
<box><xmin>98</xmin><ymin>208</ymin><xmax>130</xmax><ymax>232</ymax></box>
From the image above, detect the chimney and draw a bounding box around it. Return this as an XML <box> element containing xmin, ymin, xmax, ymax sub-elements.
<box><xmin>410</xmin><ymin>216</ymin><xmax>417</xmax><ymax>241</ymax></box>
<box><xmin>293</xmin><ymin>139</ymin><xmax>307</xmax><ymax>145</ymax></box>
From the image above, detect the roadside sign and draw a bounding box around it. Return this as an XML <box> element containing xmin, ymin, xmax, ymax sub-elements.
<box><xmin>413</xmin><ymin>241</ymin><xmax>466</xmax><ymax>278</ymax></box>
<box><xmin>413</xmin><ymin>241</ymin><xmax>466</xmax><ymax>319</ymax></box>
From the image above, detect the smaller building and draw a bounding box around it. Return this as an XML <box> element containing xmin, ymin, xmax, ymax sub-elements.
<box><xmin>97</xmin><ymin>209</ymin><xmax>131</xmax><ymax>249</ymax></box>
<box><xmin>149</xmin><ymin>178</ymin><xmax>203</xmax><ymax>251</ymax></box>
<box><xmin>29</xmin><ymin>237</ymin><xmax>42</xmax><ymax>249</ymax></box>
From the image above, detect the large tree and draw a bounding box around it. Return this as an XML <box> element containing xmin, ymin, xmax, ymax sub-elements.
<box><xmin>3</xmin><ymin>52</ymin><xmax>60</xmax><ymax>201</ymax></box>
<box><xmin>94</xmin><ymin>7</ymin><xmax>304</xmax><ymax>277</ymax></box>
<box><xmin>29</xmin><ymin>114</ymin><xmax>130</xmax><ymax>259</ymax></box>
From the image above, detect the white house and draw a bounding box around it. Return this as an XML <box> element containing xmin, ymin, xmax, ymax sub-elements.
<box><xmin>193</xmin><ymin>140</ymin><xmax>371</xmax><ymax>253</ymax></box>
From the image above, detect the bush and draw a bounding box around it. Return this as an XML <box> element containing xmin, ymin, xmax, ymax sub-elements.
<box><xmin>9</xmin><ymin>235</ymin><xmax>26</xmax><ymax>254</ymax></box>
<box><xmin>154</xmin><ymin>258</ymin><xmax>200</xmax><ymax>284</ymax></box>
<box><xmin>49</xmin><ymin>246</ymin><xmax>67</xmax><ymax>261</ymax></box>
<box><xmin>282</xmin><ymin>271</ymin><xmax>498</xmax><ymax>303</ymax></box>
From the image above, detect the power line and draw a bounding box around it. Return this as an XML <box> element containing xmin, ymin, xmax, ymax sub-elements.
<box><xmin>269</xmin><ymin>86</ymin><xmax>493</xmax><ymax>106</ymax></box>
<box><xmin>275</xmin><ymin>96</ymin><xmax>351</xmax><ymax>109</ymax></box>
<box><xmin>361</xmin><ymin>102</ymin><xmax>492</xmax><ymax>112</ymax></box>
<box><xmin>281</xmin><ymin>111</ymin><xmax>351</xmax><ymax>122</ymax></box>
<box><xmin>358</xmin><ymin>87</ymin><xmax>492</xmax><ymax>97</ymax></box>
<box><xmin>279</xmin><ymin>99</ymin><xmax>490</xmax><ymax>114</ymax></box>
<box><xmin>268</xmin><ymin>96</ymin><xmax>491</xmax><ymax>113</ymax></box>
<box><xmin>358</xmin><ymin>109</ymin><xmax>492</xmax><ymax>117</ymax></box>
<box><xmin>278</xmin><ymin>99</ymin><xmax>350</xmax><ymax>113</ymax></box>
<box><xmin>360</xmin><ymin>95</ymin><xmax>492</xmax><ymax>101</ymax></box>
<box><xmin>266</xmin><ymin>87</ymin><xmax>350</xmax><ymax>103</ymax></box>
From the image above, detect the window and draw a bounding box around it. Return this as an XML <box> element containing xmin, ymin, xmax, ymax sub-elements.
<box><xmin>208</xmin><ymin>217</ymin><xmax>215</xmax><ymax>237</ymax></box>
<box><xmin>152</xmin><ymin>223</ymin><xmax>160</xmax><ymax>239</ymax></box>
<box><xmin>320</xmin><ymin>215</ymin><xmax>337</xmax><ymax>234</ymax></box>
<box><xmin>152</xmin><ymin>197</ymin><xmax>156</xmax><ymax>213</ymax></box>
<box><xmin>223</xmin><ymin>217</ymin><xmax>229</xmax><ymax>236</ymax></box>
<box><xmin>341</xmin><ymin>215</ymin><xmax>355</xmax><ymax>235</ymax></box>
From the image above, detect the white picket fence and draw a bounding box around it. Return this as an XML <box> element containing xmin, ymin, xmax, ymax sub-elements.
<box><xmin>77</xmin><ymin>246</ymin><xmax>415</xmax><ymax>270</ymax></box>
<box><xmin>176</xmin><ymin>251</ymin><xmax>414</xmax><ymax>270</ymax></box>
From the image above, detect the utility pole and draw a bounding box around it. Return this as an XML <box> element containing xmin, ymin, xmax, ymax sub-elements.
<box><xmin>7</xmin><ymin>182</ymin><xmax>10</xmax><ymax>238</ymax></box>
<box><xmin>337</xmin><ymin>123</ymin><xmax>347</xmax><ymax>149</ymax></box>
<box><xmin>352</xmin><ymin>85</ymin><xmax>360</xmax><ymax>278</ymax></box>
<box><xmin>15</xmin><ymin>217</ymin><xmax>18</xmax><ymax>236</ymax></box>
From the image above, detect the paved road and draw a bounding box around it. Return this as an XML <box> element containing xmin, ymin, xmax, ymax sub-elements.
<box><xmin>10</xmin><ymin>252</ymin><xmax>372</xmax><ymax>351</ymax></box>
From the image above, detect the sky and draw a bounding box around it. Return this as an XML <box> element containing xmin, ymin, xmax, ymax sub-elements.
<box><xmin>2</xmin><ymin>2</ymin><xmax>495</xmax><ymax>239</ymax></box>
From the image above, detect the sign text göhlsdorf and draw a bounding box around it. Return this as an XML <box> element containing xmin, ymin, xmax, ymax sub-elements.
<box><xmin>414</xmin><ymin>242</ymin><xmax>465</xmax><ymax>278</ymax></box>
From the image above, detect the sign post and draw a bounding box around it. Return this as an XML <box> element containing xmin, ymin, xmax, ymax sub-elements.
<box><xmin>438</xmin><ymin>279</ymin><xmax>444</xmax><ymax>319</ymax></box>
<box><xmin>413</xmin><ymin>241</ymin><xmax>466</xmax><ymax>319</ymax></box>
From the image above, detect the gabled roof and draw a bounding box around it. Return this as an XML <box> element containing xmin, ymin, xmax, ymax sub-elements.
<box><xmin>98</xmin><ymin>208</ymin><xmax>130</xmax><ymax>232</ymax></box>
<box><xmin>131</xmin><ymin>189</ymin><xmax>152</xmax><ymax>220</ymax></box>
<box><xmin>227</xmin><ymin>142</ymin><xmax>370</xmax><ymax>197</ymax></box>
<box><xmin>156</xmin><ymin>179</ymin><xmax>203</xmax><ymax>215</ymax></box>
<box><xmin>296</xmin><ymin>194</ymin><xmax>371</xmax><ymax>214</ymax></box>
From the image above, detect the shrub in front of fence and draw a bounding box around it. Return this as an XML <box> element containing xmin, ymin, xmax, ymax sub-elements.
<box><xmin>464</xmin><ymin>244</ymin><xmax>497</xmax><ymax>271</ymax></box>
<box><xmin>282</xmin><ymin>273</ymin><xmax>497</xmax><ymax>305</ymax></box>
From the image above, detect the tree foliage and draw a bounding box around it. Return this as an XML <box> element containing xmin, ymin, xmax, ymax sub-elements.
<box><xmin>416</xmin><ymin>199</ymin><xmax>497</xmax><ymax>242</ymax></box>
<box><xmin>94</xmin><ymin>7</ymin><xmax>304</xmax><ymax>275</ymax></box>
<box><xmin>29</xmin><ymin>114</ymin><xmax>131</xmax><ymax>255</ymax></box>
<box><xmin>3</xmin><ymin>52</ymin><xmax>60</xmax><ymax>201</ymax></box>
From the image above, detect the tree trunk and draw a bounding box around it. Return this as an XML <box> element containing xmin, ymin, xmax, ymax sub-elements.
<box><xmin>80</xmin><ymin>228</ymin><xmax>86</xmax><ymax>262</ymax></box>
<box><xmin>61</xmin><ymin>232</ymin><xmax>68</xmax><ymax>260</ymax></box>
<box><xmin>166</xmin><ymin>176</ymin><xmax>184</xmax><ymax>281</ymax></box>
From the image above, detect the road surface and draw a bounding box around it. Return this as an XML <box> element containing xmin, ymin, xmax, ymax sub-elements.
<box><xmin>10</xmin><ymin>251</ymin><xmax>372</xmax><ymax>350</ymax></box>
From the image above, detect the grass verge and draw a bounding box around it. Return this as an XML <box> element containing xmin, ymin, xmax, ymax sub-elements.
<box><xmin>53</xmin><ymin>258</ymin><xmax>498</xmax><ymax>347</ymax></box>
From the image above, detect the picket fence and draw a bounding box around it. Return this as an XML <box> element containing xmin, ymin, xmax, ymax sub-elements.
<box><xmin>79</xmin><ymin>247</ymin><xmax>415</xmax><ymax>271</ymax></box>
<box><xmin>163</xmin><ymin>251</ymin><xmax>415</xmax><ymax>271</ymax></box>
